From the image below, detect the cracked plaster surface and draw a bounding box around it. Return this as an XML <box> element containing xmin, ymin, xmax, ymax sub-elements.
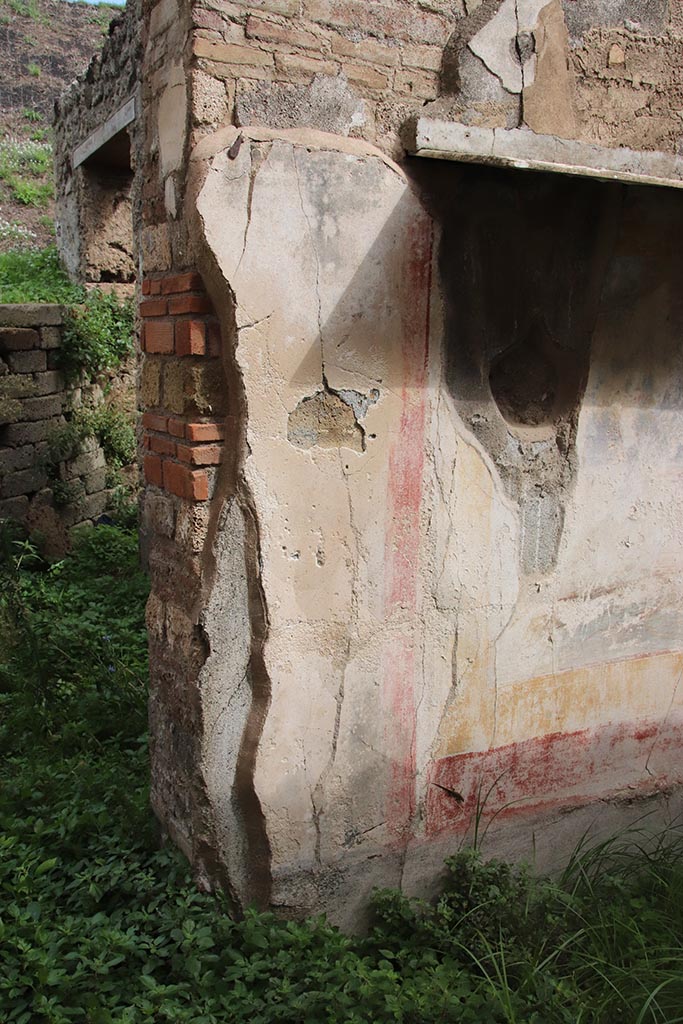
<box><xmin>184</xmin><ymin>126</ymin><xmax>683</xmax><ymax>921</ymax></box>
<box><xmin>191</xmin><ymin>129</ymin><xmax>456</xmax><ymax>920</ymax></box>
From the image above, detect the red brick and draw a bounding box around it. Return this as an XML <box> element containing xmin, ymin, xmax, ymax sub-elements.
<box><xmin>189</xmin><ymin>470</ymin><xmax>210</xmax><ymax>501</ymax></box>
<box><xmin>150</xmin><ymin>435</ymin><xmax>177</xmax><ymax>456</ymax></box>
<box><xmin>176</xmin><ymin>443</ymin><xmax>223</xmax><ymax>465</ymax></box>
<box><xmin>185</xmin><ymin>421</ymin><xmax>225</xmax><ymax>442</ymax></box>
<box><xmin>168</xmin><ymin>294</ymin><xmax>213</xmax><ymax>315</ymax></box>
<box><xmin>176</xmin><ymin>320</ymin><xmax>206</xmax><ymax>356</ymax></box>
<box><xmin>161</xmin><ymin>272</ymin><xmax>204</xmax><ymax>295</ymax></box>
<box><xmin>144</xmin><ymin>320</ymin><xmax>175</xmax><ymax>354</ymax></box>
<box><xmin>142</xmin><ymin>412</ymin><xmax>168</xmax><ymax>432</ymax></box>
<box><xmin>142</xmin><ymin>435</ymin><xmax>151</xmax><ymax>449</ymax></box>
<box><xmin>167</xmin><ymin>417</ymin><xmax>187</xmax><ymax>438</ymax></box>
<box><xmin>142</xmin><ymin>279</ymin><xmax>151</xmax><ymax>295</ymax></box>
<box><xmin>162</xmin><ymin>461</ymin><xmax>210</xmax><ymax>501</ymax></box>
<box><xmin>207</xmin><ymin>321</ymin><xmax>222</xmax><ymax>356</ymax></box>
<box><xmin>144</xmin><ymin>454</ymin><xmax>163</xmax><ymax>486</ymax></box>
<box><xmin>140</xmin><ymin>298</ymin><xmax>168</xmax><ymax>318</ymax></box>
<box><xmin>149</xmin><ymin>279</ymin><xmax>163</xmax><ymax>295</ymax></box>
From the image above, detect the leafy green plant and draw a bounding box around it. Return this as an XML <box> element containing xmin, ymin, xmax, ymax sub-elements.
<box><xmin>10</xmin><ymin>177</ymin><xmax>52</xmax><ymax>206</ymax></box>
<box><xmin>26</xmin><ymin>61</ymin><xmax>41</xmax><ymax>76</ymax></box>
<box><xmin>107</xmin><ymin>482</ymin><xmax>139</xmax><ymax>530</ymax></box>
<box><xmin>0</xmin><ymin>246</ymin><xmax>84</xmax><ymax>304</ymax></box>
<box><xmin>2</xmin><ymin>527</ymin><xmax>683</xmax><ymax>1023</ymax></box>
<box><xmin>0</xmin><ymin>522</ymin><xmax>148</xmax><ymax>730</ymax></box>
<box><xmin>60</xmin><ymin>289</ymin><xmax>135</xmax><ymax>382</ymax></box>
<box><xmin>89</xmin><ymin>402</ymin><xmax>136</xmax><ymax>468</ymax></box>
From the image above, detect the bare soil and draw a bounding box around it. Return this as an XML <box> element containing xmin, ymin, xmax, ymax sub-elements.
<box><xmin>0</xmin><ymin>0</ymin><xmax>120</xmax><ymax>249</ymax></box>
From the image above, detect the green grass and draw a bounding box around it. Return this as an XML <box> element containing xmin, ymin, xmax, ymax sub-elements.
<box><xmin>0</xmin><ymin>136</ymin><xmax>52</xmax><ymax>179</ymax></box>
<box><xmin>0</xmin><ymin>0</ymin><xmax>47</xmax><ymax>22</ymax></box>
<box><xmin>0</xmin><ymin>134</ymin><xmax>53</xmax><ymax>209</ymax></box>
<box><xmin>0</xmin><ymin>246</ymin><xmax>84</xmax><ymax>304</ymax></box>
<box><xmin>1</xmin><ymin>526</ymin><xmax>683</xmax><ymax>1023</ymax></box>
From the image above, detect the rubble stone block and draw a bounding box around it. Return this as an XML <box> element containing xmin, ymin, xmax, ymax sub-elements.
<box><xmin>32</xmin><ymin>371</ymin><xmax>64</xmax><ymax>396</ymax></box>
<box><xmin>3</xmin><ymin>418</ymin><xmax>63</xmax><ymax>446</ymax></box>
<box><xmin>1</xmin><ymin>465</ymin><xmax>48</xmax><ymax>498</ymax></box>
<box><xmin>81</xmin><ymin>490</ymin><xmax>110</xmax><ymax>520</ymax></box>
<box><xmin>0</xmin><ymin>445</ymin><xmax>35</xmax><ymax>473</ymax></box>
<box><xmin>0</xmin><ymin>328</ymin><xmax>40</xmax><ymax>351</ymax></box>
<box><xmin>0</xmin><ymin>304</ymin><xmax>62</xmax><ymax>327</ymax></box>
<box><xmin>0</xmin><ymin>493</ymin><xmax>29</xmax><ymax>519</ymax></box>
<box><xmin>141</xmin><ymin>358</ymin><xmax>162</xmax><ymax>408</ymax></box>
<box><xmin>40</xmin><ymin>327</ymin><xmax>61</xmax><ymax>350</ymax></box>
<box><xmin>21</xmin><ymin>395</ymin><xmax>64</xmax><ymax>422</ymax></box>
<box><xmin>8</xmin><ymin>350</ymin><xmax>47</xmax><ymax>374</ymax></box>
<box><xmin>85</xmin><ymin>467</ymin><xmax>108</xmax><ymax>493</ymax></box>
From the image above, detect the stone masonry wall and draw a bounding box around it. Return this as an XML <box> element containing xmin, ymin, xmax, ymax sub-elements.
<box><xmin>0</xmin><ymin>305</ymin><xmax>111</xmax><ymax>554</ymax></box>
<box><xmin>53</xmin><ymin>0</ymin><xmax>683</xmax><ymax>924</ymax></box>
<box><xmin>54</xmin><ymin>1</ymin><xmax>141</xmax><ymax>283</ymax></box>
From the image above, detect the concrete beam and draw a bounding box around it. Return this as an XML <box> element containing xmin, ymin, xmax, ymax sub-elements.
<box><xmin>73</xmin><ymin>95</ymin><xmax>137</xmax><ymax>169</ymax></box>
<box><xmin>407</xmin><ymin>118</ymin><xmax>683</xmax><ymax>190</ymax></box>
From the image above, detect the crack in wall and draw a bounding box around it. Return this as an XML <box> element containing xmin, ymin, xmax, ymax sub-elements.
<box><xmin>234</xmin><ymin>142</ymin><xmax>270</xmax><ymax>277</ymax></box>
<box><xmin>293</xmin><ymin>148</ymin><xmax>326</xmax><ymax>387</ymax></box>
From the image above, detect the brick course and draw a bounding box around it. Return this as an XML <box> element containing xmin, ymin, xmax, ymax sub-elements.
<box><xmin>139</xmin><ymin>273</ymin><xmax>225</xmax><ymax>503</ymax></box>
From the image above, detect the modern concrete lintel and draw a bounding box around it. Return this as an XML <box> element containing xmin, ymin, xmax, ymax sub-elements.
<box><xmin>73</xmin><ymin>95</ymin><xmax>137</xmax><ymax>169</ymax></box>
<box><xmin>408</xmin><ymin>118</ymin><xmax>683</xmax><ymax>191</ymax></box>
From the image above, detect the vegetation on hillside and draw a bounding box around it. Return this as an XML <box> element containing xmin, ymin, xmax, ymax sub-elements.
<box><xmin>0</xmin><ymin>0</ymin><xmax>122</xmax><ymax>251</ymax></box>
<box><xmin>1</xmin><ymin>524</ymin><xmax>683</xmax><ymax>1023</ymax></box>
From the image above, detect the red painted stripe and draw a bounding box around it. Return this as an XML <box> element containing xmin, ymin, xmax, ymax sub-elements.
<box><xmin>382</xmin><ymin>216</ymin><xmax>433</xmax><ymax>845</ymax></box>
<box><xmin>426</xmin><ymin>716</ymin><xmax>683</xmax><ymax>837</ymax></box>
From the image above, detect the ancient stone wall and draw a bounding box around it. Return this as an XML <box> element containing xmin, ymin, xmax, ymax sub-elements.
<box><xmin>54</xmin><ymin>2</ymin><xmax>141</xmax><ymax>283</ymax></box>
<box><xmin>54</xmin><ymin>0</ymin><xmax>683</xmax><ymax>925</ymax></box>
<box><xmin>0</xmin><ymin>305</ymin><xmax>112</xmax><ymax>554</ymax></box>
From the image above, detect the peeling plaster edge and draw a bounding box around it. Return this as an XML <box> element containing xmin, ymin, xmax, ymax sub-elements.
<box><xmin>189</xmin><ymin>124</ymin><xmax>408</xmax><ymax>182</ymax></box>
<box><xmin>182</xmin><ymin>159</ymin><xmax>274</xmax><ymax>909</ymax></box>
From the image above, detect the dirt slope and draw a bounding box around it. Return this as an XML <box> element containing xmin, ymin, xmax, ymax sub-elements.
<box><xmin>0</xmin><ymin>0</ymin><xmax>121</xmax><ymax>251</ymax></box>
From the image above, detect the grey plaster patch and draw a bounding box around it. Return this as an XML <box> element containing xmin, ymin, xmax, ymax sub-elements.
<box><xmin>561</xmin><ymin>0</ymin><xmax>669</xmax><ymax>42</ymax></box>
<box><xmin>336</xmin><ymin>387</ymin><xmax>379</xmax><ymax>420</ymax></box>
<box><xmin>236</xmin><ymin>75</ymin><xmax>366</xmax><ymax>137</ymax></box>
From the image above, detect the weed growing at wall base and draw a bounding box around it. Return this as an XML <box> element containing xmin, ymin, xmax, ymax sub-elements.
<box><xmin>60</xmin><ymin>288</ymin><xmax>135</xmax><ymax>381</ymax></box>
<box><xmin>1</xmin><ymin>527</ymin><xmax>683</xmax><ymax>1022</ymax></box>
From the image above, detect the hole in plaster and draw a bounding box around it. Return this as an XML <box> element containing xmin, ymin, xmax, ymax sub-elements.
<box><xmin>287</xmin><ymin>389</ymin><xmax>365</xmax><ymax>452</ymax></box>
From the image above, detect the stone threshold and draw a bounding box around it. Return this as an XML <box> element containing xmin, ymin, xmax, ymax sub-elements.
<box><xmin>407</xmin><ymin>118</ymin><xmax>683</xmax><ymax>190</ymax></box>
